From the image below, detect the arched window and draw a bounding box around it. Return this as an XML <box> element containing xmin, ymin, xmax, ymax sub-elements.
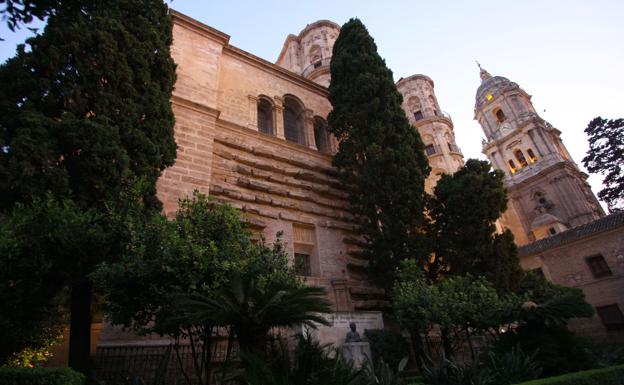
<box><xmin>257</xmin><ymin>97</ymin><xmax>274</xmax><ymax>135</ymax></box>
<box><xmin>283</xmin><ymin>96</ymin><xmax>305</xmax><ymax>145</ymax></box>
<box><xmin>508</xmin><ymin>159</ymin><xmax>517</xmax><ymax>174</ymax></box>
<box><xmin>515</xmin><ymin>149</ymin><xmax>528</xmax><ymax>168</ymax></box>
<box><xmin>495</xmin><ymin>108</ymin><xmax>506</xmax><ymax>123</ymax></box>
<box><xmin>527</xmin><ymin>148</ymin><xmax>538</xmax><ymax>163</ymax></box>
<box><xmin>314</xmin><ymin>117</ymin><xmax>330</xmax><ymax>154</ymax></box>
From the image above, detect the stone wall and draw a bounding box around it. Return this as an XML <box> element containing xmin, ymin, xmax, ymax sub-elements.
<box><xmin>520</xmin><ymin>225</ymin><xmax>624</xmax><ymax>342</ymax></box>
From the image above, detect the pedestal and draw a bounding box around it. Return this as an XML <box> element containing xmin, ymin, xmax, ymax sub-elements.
<box><xmin>342</xmin><ymin>342</ymin><xmax>371</xmax><ymax>369</ymax></box>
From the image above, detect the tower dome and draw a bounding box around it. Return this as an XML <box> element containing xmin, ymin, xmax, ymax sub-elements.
<box><xmin>475</xmin><ymin>68</ymin><xmax>519</xmax><ymax>110</ymax></box>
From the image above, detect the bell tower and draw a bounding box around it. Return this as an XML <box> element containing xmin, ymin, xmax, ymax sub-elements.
<box><xmin>474</xmin><ymin>66</ymin><xmax>604</xmax><ymax>244</ymax></box>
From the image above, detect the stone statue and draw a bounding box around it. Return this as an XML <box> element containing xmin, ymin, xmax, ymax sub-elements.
<box><xmin>345</xmin><ymin>322</ymin><xmax>362</xmax><ymax>343</ymax></box>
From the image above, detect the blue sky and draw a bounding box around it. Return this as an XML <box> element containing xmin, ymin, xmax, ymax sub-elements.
<box><xmin>1</xmin><ymin>0</ymin><xmax>623</xmax><ymax>207</ymax></box>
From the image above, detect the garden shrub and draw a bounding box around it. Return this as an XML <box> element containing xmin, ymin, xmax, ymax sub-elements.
<box><xmin>513</xmin><ymin>363</ymin><xmax>624</xmax><ymax>384</ymax></box>
<box><xmin>364</xmin><ymin>329</ymin><xmax>410</xmax><ymax>371</ymax></box>
<box><xmin>0</xmin><ymin>367</ymin><xmax>85</xmax><ymax>385</ymax></box>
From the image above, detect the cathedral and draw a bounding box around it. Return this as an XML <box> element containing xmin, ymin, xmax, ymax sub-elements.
<box><xmin>95</xmin><ymin>10</ymin><xmax>624</xmax><ymax>357</ymax></box>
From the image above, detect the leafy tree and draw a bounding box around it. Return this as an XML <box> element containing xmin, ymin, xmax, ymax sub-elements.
<box><xmin>582</xmin><ymin>117</ymin><xmax>624</xmax><ymax>211</ymax></box>
<box><xmin>494</xmin><ymin>279</ymin><xmax>596</xmax><ymax>377</ymax></box>
<box><xmin>393</xmin><ymin>265</ymin><xmax>517</xmax><ymax>365</ymax></box>
<box><xmin>94</xmin><ymin>194</ymin><xmax>329</xmax><ymax>384</ymax></box>
<box><xmin>428</xmin><ymin>159</ymin><xmax>522</xmax><ymax>292</ymax></box>
<box><xmin>0</xmin><ymin>195</ymin><xmax>111</xmax><ymax>366</ymax></box>
<box><xmin>0</xmin><ymin>0</ymin><xmax>176</xmax><ymax>373</ymax></box>
<box><xmin>93</xmin><ymin>194</ymin><xmax>257</xmax><ymax>336</ymax></box>
<box><xmin>327</xmin><ymin>18</ymin><xmax>431</xmax><ymax>290</ymax></box>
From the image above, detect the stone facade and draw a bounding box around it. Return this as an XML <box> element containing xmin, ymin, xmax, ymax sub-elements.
<box><xmin>155</xmin><ymin>11</ymin><xmax>465</xmax><ymax>313</ymax></box>
<box><xmin>97</xmin><ymin>10</ymin><xmax>621</xmax><ymax>350</ymax></box>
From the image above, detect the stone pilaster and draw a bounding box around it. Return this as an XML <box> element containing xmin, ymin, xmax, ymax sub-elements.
<box><xmin>274</xmin><ymin>96</ymin><xmax>285</xmax><ymax>139</ymax></box>
<box><xmin>248</xmin><ymin>95</ymin><xmax>258</xmax><ymax>131</ymax></box>
<box><xmin>304</xmin><ymin>109</ymin><xmax>317</xmax><ymax>150</ymax></box>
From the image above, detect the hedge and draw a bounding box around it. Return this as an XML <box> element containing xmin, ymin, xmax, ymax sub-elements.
<box><xmin>514</xmin><ymin>364</ymin><xmax>624</xmax><ymax>385</ymax></box>
<box><xmin>0</xmin><ymin>367</ymin><xmax>85</xmax><ymax>385</ymax></box>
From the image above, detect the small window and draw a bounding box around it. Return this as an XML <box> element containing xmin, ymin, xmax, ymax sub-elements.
<box><xmin>425</xmin><ymin>144</ymin><xmax>436</xmax><ymax>156</ymax></box>
<box><xmin>527</xmin><ymin>148</ymin><xmax>538</xmax><ymax>163</ymax></box>
<box><xmin>586</xmin><ymin>255</ymin><xmax>612</xmax><ymax>278</ymax></box>
<box><xmin>314</xmin><ymin>117</ymin><xmax>331</xmax><ymax>154</ymax></box>
<box><xmin>548</xmin><ymin>227</ymin><xmax>557</xmax><ymax>235</ymax></box>
<box><xmin>515</xmin><ymin>149</ymin><xmax>528</xmax><ymax>168</ymax></box>
<box><xmin>495</xmin><ymin>108</ymin><xmax>506</xmax><ymax>123</ymax></box>
<box><xmin>414</xmin><ymin>111</ymin><xmax>424</xmax><ymax>121</ymax></box>
<box><xmin>596</xmin><ymin>305</ymin><xmax>624</xmax><ymax>331</ymax></box>
<box><xmin>294</xmin><ymin>253</ymin><xmax>312</xmax><ymax>276</ymax></box>
<box><xmin>508</xmin><ymin>159</ymin><xmax>517</xmax><ymax>174</ymax></box>
<box><xmin>284</xmin><ymin>96</ymin><xmax>305</xmax><ymax>145</ymax></box>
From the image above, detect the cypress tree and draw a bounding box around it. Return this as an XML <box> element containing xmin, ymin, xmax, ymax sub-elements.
<box><xmin>328</xmin><ymin>18</ymin><xmax>431</xmax><ymax>290</ymax></box>
<box><xmin>0</xmin><ymin>0</ymin><xmax>176</xmax><ymax>373</ymax></box>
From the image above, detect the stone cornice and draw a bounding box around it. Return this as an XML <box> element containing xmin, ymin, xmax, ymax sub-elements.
<box><xmin>413</xmin><ymin>115</ymin><xmax>453</xmax><ymax>129</ymax></box>
<box><xmin>396</xmin><ymin>74</ymin><xmax>435</xmax><ymax>89</ymax></box>
<box><xmin>171</xmin><ymin>95</ymin><xmax>220</xmax><ymax>119</ymax></box>
<box><xmin>170</xmin><ymin>9</ymin><xmax>230</xmax><ymax>45</ymax></box>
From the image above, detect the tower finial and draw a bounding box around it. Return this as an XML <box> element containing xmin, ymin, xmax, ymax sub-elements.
<box><xmin>476</xmin><ymin>60</ymin><xmax>491</xmax><ymax>82</ymax></box>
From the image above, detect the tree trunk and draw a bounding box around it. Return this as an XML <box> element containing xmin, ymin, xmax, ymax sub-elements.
<box><xmin>410</xmin><ymin>330</ymin><xmax>431</xmax><ymax>372</ymax></box>
<box><xmin>441</xmin><ymin>327</ymin><xmax>453</xmax><ymax>360</ymax></box>
<box><xmin>68</xmin><ymin>279</ymin><xmax>93</xmax><ymax>376</ymax></box>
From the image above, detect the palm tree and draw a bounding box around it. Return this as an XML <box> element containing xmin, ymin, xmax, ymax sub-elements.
<box><xmin>173</xmin><ymin>274</ymin><xmax>332</xmax><ymax>354</ymax></box>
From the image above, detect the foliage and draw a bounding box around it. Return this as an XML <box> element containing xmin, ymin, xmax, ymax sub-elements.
<box><xmin>482</xmin><ymin>345</ymin><xmax>542</xmax><ymax>384</ymax></box>
<box><xmin>0</xmin><ymin>367</ymin><xmax>85</xmax><ymax>385</ymax></box>
<box><xmin>422</xmin><ymin>359</ymin><xmax>495</xmax><ymax>385</ymax></box>
<box><xmin>393</xmin><ymin>265</ymin><xmax>518</xmax><ymax>355</ymax></box>
<box><xmin>360</xmin><ymin>356</ymin><xmax>408</xmax><ymax>385</ymax></box>
<box><xmin>513</xmin><ymin>364</ymin><xmax>624</xmax><ymax>385</ymax></box>
<box><xmin>427</xmin><ymin>159</ymin><xmax>522</xmax><ymax>292</ymax></box>
<box><xmin>0</xmin><ymin>0</ymin><xmax>176</xmax><ymax>371</ymax></box>
<box><xmin>0</xmin><ymin>196</ymin><xmax>106</xmax><ymax>365</ymax></box>
<box><xmin>364</xmin><ymin>329</ymin><xmax>410</xmax><ymax>373</ymax></box>
<box><xmin>494</xmin><ymin>276</ymin><xmax>596</xmax><ymax>377</ymax></box>
<box><xmin>588</xmin><ymin>344</ymin><xmax>624</xmax><ymax>368</ymax></box>
<box><xmin>93</xmin><ymin>193</ymin><xmax>259</xmax><ymax>336</ymax></box>
<box><xmin>233</xmin><ymin>334</ymin><xmax>364</xmax><ymax>385</ymax></box>
<box><xmin>95</xmin><ymin>193</ymin><xmax>325</xmax><ymax>384</ymax></box>
<box><xmin>171</xmin><ymin>274</ymin><xmax>332</xmax><ymax>354</ymax></box>
<box><xmin>327</xmin><ymin>18</ymin><xmax>430</xmax><ymax>289</ymax></box>
<box><xmin>420</xmin><ymin>346</ymin><xmax>542</xmax><ymax>385</ymax></box>
<box><xmin>582</xmin><ymin>117</ymin><xmax>624</xmax><ymax>211</ymax></box>
<box><xmin>3</xmin><ymin>328</ymin><xmax>63</xmax><ymax>368</ymax></box>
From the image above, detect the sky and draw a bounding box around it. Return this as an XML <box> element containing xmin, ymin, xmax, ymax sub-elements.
<box><xmin>1</xmin><ymin>0</ymin><xmax>623</xmax><ymax>208</ymax></box>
